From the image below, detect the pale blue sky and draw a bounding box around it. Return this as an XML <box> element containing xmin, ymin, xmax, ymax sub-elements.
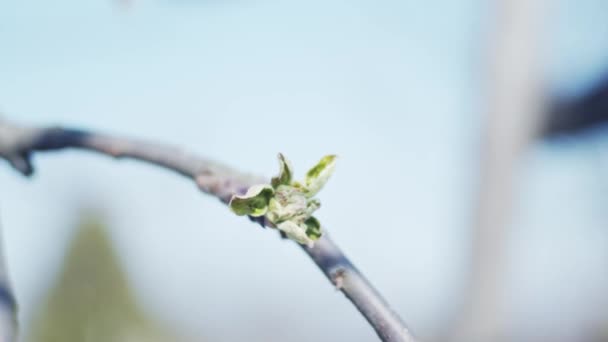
<box><xmin>1</xmin><ymin>0</ymin><xmax>608</xmax><ymax>341</ymax></box>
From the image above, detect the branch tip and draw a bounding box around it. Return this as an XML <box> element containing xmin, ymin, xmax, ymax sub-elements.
<box><xmin>8</xmin><ymin>154</ymin><xmax>34</xmax><ymax>177</ymax></box>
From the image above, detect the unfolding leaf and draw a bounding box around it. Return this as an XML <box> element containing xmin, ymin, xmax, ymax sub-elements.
<box><xmin>271</xmin><ymin>153</ymin><xmax>293</xmax><ymax>188</ymax></box>
<box><xmin>304</xmin><ymin>216</ymin><xmax>322</xmax><ymax>240</ymax></box>
<box><xmin>305</xmin><ymin>198</ymin><xmax>321</xmax><ymax>216</ymax></box>
<box><xmin>305</xmin><ymin>155</ymin><xmax>337</xmax><ymax>196</ymax></box>
<box><xmin>277</xmin><ymin>220</ymin><xmax>313</xmax><ymax>246</ymax></box>
<box><xmin>229</xmin><ymin>184</ymin><xmax>274</xmax><ymax>217</ymax></box>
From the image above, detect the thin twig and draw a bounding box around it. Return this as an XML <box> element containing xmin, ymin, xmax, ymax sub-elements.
<box><xmin>0</xmin><ymin>118</ymin><xmax>417</xmax><ymax>342</ymax></box>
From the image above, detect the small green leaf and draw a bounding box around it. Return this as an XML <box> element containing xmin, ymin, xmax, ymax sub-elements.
<box><xmin>304</xmin><ymin>216</ymin><xmax>322</xmax><ymax>240</ymax></box>
<box><xmin>305</xmin><ymin>155</ymin><xmax>337</xmax><ymax>196</ymax></box>
<box><xmin>277</xmin><ymin>220</ymin><xmax>313</xmax><ymax>246</ymax></box>
<box><xmin>229</xmin><ymin>184</ymin><xmax>274</xmax><ymax>217</ymax></box>
<box><xmin>271</xmin><ymin>153</ymin><xmax>293</xmax><ymax>188</ymax></box>
<box><xmin>306</xmin><ymin>198</ymin><xmax>321</xmax><ymax>213</ymax></box>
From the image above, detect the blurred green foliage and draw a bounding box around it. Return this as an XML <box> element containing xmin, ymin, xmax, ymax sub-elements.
<box><xmin>27</xmin><ymin>216</ymin><xmax>179</xmax><ymax>342</ymax></box>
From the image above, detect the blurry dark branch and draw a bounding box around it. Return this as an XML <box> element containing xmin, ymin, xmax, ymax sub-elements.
<box><xmin>542</xmin><ymin>74</ymin><xmax>608</xmax><ymax>138</ymax></box>
<box><xmin>0</xmin><ymin>118</ymin><xmax>417</xmax><ymax>342</ymax></box>
<box><xmin>0</xmin><ymin>220</ymin><xmax>16</xmax><ymax>342</ymax></box>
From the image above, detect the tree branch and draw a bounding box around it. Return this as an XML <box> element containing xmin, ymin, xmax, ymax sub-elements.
<box><xmin>0</xmin><ymin>219</ymin><xmax>17</xmax><ymax>342</ymax></box>
<box><xmin>0</xmin><ymin>118</ymin><xmax>417</xmax><ymax>342</ymax></box>
<box><xmin>452</xmin><ymin>0</ymin><xmax>544</xmax><ymax>340</ymax></box>
<box><xmin>542</xmin><ymin>73</ymin><xmax>608</xmax><ymax>138</ymax></box>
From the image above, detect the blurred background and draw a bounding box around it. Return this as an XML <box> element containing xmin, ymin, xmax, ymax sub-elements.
<box><xmin>1</xmin><ymin>0</ymin><xmax>608</xmax><ymax>341</ymax></box>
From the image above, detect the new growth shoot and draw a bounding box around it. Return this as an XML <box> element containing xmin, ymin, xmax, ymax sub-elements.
<box><xmin>229</xmin><ymin>154</ymin><xmax>336</xmax><ymax>247</ymax></box>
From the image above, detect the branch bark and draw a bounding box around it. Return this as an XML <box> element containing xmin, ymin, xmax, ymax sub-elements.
<box><xmin>0</xmin><ymin>118</ymin><xmax>417</xmax><ymax>342</ymax></box>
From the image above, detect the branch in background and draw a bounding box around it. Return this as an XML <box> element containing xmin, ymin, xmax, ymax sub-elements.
<box><xmin>0</xmin><ymin>220</ymin><xmax>17</xmax><ymax>342</ymax></box>
<box><xmin>0</xmin><ymin>118</ymin><xmax>417</xmax><ymax>342</ymax></box>
<box><xmin>452</xmin><ymin>0</ymin><xmax>545</xmax><ymax>340</ymax></box>
<box><xmin>542</xmin><ymin>74</ymin><xmax>608</xmax><ymax>138</ymax></box>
